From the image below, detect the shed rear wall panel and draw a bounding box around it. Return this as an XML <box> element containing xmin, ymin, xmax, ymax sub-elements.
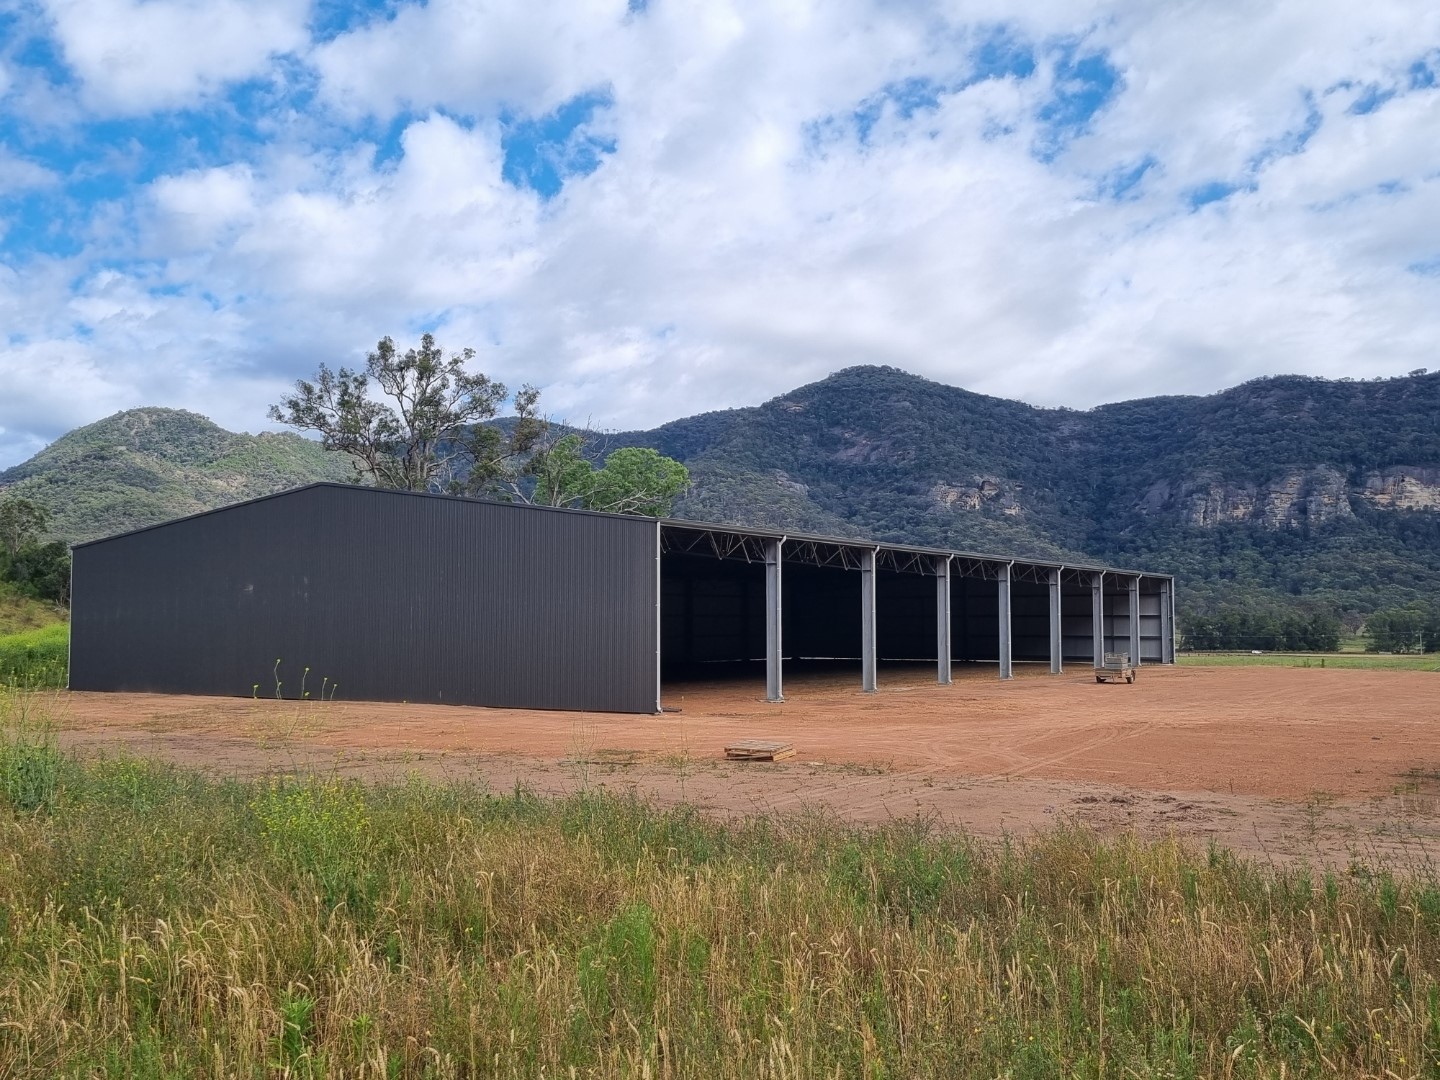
<box><xmin>70</xmin><ymin>485</ymin><xmax>660</xmax><ymax>713</ymax></box>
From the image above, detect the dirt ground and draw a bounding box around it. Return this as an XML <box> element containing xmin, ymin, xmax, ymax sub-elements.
<box><xmin>43</xmin><ymin>663</ymin><xmax>1440</xmax><ymax>866</ymax></box>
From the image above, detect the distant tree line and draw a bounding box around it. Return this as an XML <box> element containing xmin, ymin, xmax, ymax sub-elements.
<box><xmin>1180</xmin><ymin>608</ymin><xmax>1343</xmax><ymax>652</ymax></box>
<box><xmin>0</xmin><ymin>497</ymin><xmax>69</xmax><ymax>605</ymax></box>
<box><xmin>1364</xmin><ymin>604</ymin><xmax>1440</xmax><ymax>653</ymax></box>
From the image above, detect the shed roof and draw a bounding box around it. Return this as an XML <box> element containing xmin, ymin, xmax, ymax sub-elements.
<box><xmin>74</xmin><ymin>481</ymin><xmax>1172</xmax><ymax>582</ymax></box>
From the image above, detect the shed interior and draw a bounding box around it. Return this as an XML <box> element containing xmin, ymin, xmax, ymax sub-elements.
<box><xmin>658</xmin><ymin>520</ymin><xmax>1173</xmax><ymax>699</ymax></box>
<box><xmin>660</xmin><ymin>548</ymin><xmax>1069</xmax><ymax>683</ymax></box>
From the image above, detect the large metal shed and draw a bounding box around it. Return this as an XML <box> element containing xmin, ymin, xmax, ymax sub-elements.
<box><xmin>70</xmin><ymin>483</ymin><xmax>1176</xmax><ymax>713</ymax></box>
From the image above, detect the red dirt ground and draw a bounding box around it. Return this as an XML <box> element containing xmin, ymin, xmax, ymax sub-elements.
<box><xmin>43</xmin><ymin>664</ymin><xmax>1440</xmax><ymax>865</ymax></box>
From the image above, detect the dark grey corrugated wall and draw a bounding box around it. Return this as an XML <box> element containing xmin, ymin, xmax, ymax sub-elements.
<box><xmin>70</xmin><ymin>484</ymin><xmax>660</xmax><ymax>713</ymax></box>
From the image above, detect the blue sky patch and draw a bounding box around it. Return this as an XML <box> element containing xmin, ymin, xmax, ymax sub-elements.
<box><xmin>1034</xmin><ymin>43</ymin><xmax>1122</xmax><ymax>161</ymax></box>
<box><xmin>1101</xmin><ymin>156</ymin><xmax>1157</xmax><ymax>200</ymax></box>
<box><xmin>0</xmin><ymin>70</ymin><xmax>308</xmax><ymax>262</ymax></box>
<box><xmin>972</xmin><ymin>25</ymin><xmax>1037</xmax><ymax>82</ymax></box>
<box><xmin>309</xmin><ymin>0</ymin><xmax>406</xmax><ymax>44</ymax></box>
<box><xmin>1409</xmin><ymin>256</ymin><xmax>1440</xmax><ymax>277</ymax></box>
<box><xmin>798</xmin><ymin>24</ymin><xmax>1126</xmax><ymax>163</ymax></box>
<box><xmin>1349</xmin><ymin>84</ymin><xmax>1396</xmax><ymax>114</ymax></box>
<box><xmin>1250</xmin><ymin>94</ymin><xmax>1322</xmax><ymax>168</ymax></box>
<box><xmin>1</xmin><ymin>191</ymin><xmax>90</xmax><ymax>258</ymax></box>
<box><xmin>853</xmin><ymin>77</ymin><xmax>945</xmax><ymax>143</ymax></box>
<box><xmin>1188</xmin><ymin>180</ymin><xmax>1245</xmax><ymax>209</ymax></box>
<box><xmin>501</xmin><ymin>90</ymin><xmax>616</xmax><ymax>199</ymax></box>
<box><xmin>10</xmin><ymin>25</ymin><xmax>73</xmax><ymax>88</ymax></box>
<box><xmin>367</xmin><ymin>112</ymin><xmax>417</xmax><ymax>170</ymax></box>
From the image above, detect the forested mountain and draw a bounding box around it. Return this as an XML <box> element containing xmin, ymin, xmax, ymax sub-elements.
<box><xmin>4</xmin><ymin>368</ymin><xmax>1438</xmax><ymax>624</ymax></box>
<box><xmin>610</xmin><ymin>366</ymin><xmax>1440</xmax><ymax>619</ymax></box>
<box><xmin>0</xmin><ymin>408</ymin><xmax>350</xmax><ymax>542</ymax></box>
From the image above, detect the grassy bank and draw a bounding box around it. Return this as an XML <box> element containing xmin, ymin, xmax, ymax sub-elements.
<box><xmin>1179</xmin><ymin>650</ymin><xmax>1439</xmax><ymax>671</ymax></box>
<box><xmin>0</xmin><ymin>582</ymin><xmax>64</xmax><ymax>637</ymax></box>
<box><xmin>0</xmin><ymin>622</ymin><xmax>67</xmax><ymax>688</ymax></box>
<box><xmin>3</xmin><ymin>706</ymin><xmax>1440</xmax><ymax>1076</ymax></box>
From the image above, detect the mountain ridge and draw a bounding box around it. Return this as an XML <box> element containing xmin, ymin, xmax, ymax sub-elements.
<box><xmin>5</xmin><ymin>367</ymin><xmax>1438</xmax><ymax>620</ymax></box>
<box><xmin>0</xmin><ymin>407</ymin><xmax>352</xmax><ymax>542</ymax></box>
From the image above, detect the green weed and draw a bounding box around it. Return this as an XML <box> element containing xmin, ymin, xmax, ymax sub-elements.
<box><xmin>0</xmin><ymin>691</ymin><xmax>60</xmax><ymax>812</ymax></box>
<box><xmin>0</xmin><ymin>622</ymin><xmax>68</xmax><ymax>689</ymax></box>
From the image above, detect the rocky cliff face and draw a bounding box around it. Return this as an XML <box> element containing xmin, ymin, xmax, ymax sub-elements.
<box><xmin>1356</xmin><ymin>467</ymin><xmax>1440</xmax><ymax>511</ymax></box>
<box><xmin>932</xmin><ymin>477</ymin><xmax>1024</xmax><ymax>516</ymax></box>
<box><xmin>1139</xmin><ymin>465</ymin><xmax>1440</xmax><ymax>530</ymax></box>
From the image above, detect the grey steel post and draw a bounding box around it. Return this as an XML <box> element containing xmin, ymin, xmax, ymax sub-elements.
<box><xmin>765</xmin><ymin>538</ymin><xmax>784</xmax><ymax>702</ymax></box>
<box><xmin>1128</xmin><ymin>575</ymin><xmax>1142</xmax><ymax>667</ymax></box>
<box><xmin>998</xmin><ymin>562</ymin><xmax>1013</xmax><ymax>680</ymax></box>
<box><xmin>861</xmin><ymin>548</ymin><xmax>878</xmax><ymax>692</ymax></box>
<box><xmin>1048</xmin><ymin>567</ymin><xmax>1063</xmax><ymax>675</ymax></box>
<box><xmin>1171</xmin><ymin>578</ymin><xmax>1179</xmax><ymax>662</ymax></box>
<box><xmin>1160</xmin><ymin>577</ymin><xmax>1176</xmax><ymax>664</ymax></box>
<box><xmin>654</xmin><ymin>520</ymin><xmax>663</xmax><ymax>712</ymax></box>
<box><xmin>936</xmin><ymin>555</ymin><xmax>952</xmax><ymax>685</ymax></box>
<box><xmin>1091</xmin><ymin>571</ymin><xmax>1104</xmax><ymax>668</ymax></box>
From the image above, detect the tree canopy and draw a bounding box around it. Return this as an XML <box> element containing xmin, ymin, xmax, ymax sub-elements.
<box><xmin>269</xmin><ymin>334</ymin><xmax>519</xmax><ymax>493</ymax></box>
<box><xmin>271</xmin><ymin>335</ymin><xmax>689</xmax><ymax>517</ymax></box>
<box><xmin>0</xmin><ymin>496</ymin><xmax>48</xmax><ymax>558</ymax></box>
<box><xmin>529</xmin><ymin>438</ymin><xmax>690</xmax><ymax>516</ymax></box>
<box><xmin>0</xmin><ymin>496</ymin><xmax>69</xmax><ymax>605</ymax></box>
<box><xmin>1364</xmin><ymin>604</ymin><xmax>1440</xmax><ymax>653</ymax></box>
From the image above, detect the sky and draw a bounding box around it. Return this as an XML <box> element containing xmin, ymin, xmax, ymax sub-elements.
<box><xmin>0</xmin><ymin>0</ymin><xmax>1438</xmax><ymax>467</ymax></box>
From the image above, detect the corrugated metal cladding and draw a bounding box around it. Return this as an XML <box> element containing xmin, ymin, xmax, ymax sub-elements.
<box><xmin>70</xmin><ymin>484</ymin><xmax>660</xmax><ymax>713</ymax></box>
<box><xmin>1102</xmin><ymin>589</ymin><xmax>1164</xmax><ymax>662</ymax></box>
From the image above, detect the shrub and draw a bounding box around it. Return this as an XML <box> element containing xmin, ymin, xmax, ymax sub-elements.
<box><xmin>0</xmin><ymin>623</ymin><xmax>68</xmax><ymax>689</ymax></box>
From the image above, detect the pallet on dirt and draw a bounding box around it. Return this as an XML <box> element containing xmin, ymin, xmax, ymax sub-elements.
<box><xmin>724</xmin><ymin>739</ymin><xmax>796</xmax><ymax>761</ymax></box>
<box><xmin>1095</xmin><ymin>651</ymin><xmax>1137</xmax><ymax>684</ymax></box>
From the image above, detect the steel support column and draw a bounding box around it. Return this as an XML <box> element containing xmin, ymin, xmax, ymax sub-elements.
<box><xmin>861</xmin><ymin>548</ymin><xmax>877</xmax><ymax>692</ymax></box>
<box><xmin>1048</xmin><ymin>567</ymin><xmax>1063</xmax><ymax>675</ymax></box>
<box><xmin>1171</xmin><ymin>578</ymin><xmax>1180</xmax><ymax>662</ymax></box>
<box><xmin>1128</xmin><ymin>575</ymin><xmax>1142</xmax><ymax>667</ymax></box>
<box><xmin>998</xmin><ymin>562</ymin><xmax>1013</xmax><ymax>680</ymax></box>
<box><xmin>1091</xmin><ymin>572</ymin><xmax>1105</xmax><ymax>668</ymax></box>
<box><xmin>1160</xmin><ymin>578</ymin><xmax>1176</xmax><ymax>664</ymax></box>
<box><xmin>936</xmin><ymin>556</ymin><xmax>952</xmax><ymax>685</ymax></box>
<box><xmin>765</xmin><ymin>538</ymin><xmax>784</xmax><ymax>702</ymax></box>
<box><xmin>654</xmin><ymin>521</ymin><xmax>663</xmax><ymax>712</ymax></box>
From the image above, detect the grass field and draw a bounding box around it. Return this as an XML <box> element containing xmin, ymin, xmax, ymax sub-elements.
<box><xmin>1180</xmin><ymin>650</ymin><xmax>1440</xmax><ymax>671</ymax></box>
<box><xmin>5</xmin><ymin>692</ymin><xmax>1440</xmax><ymax>1077</ymax></box>
<box><xmin>0</xmin><ymin>583</ymin><xmax>65</xmax><ymax>637</ymax></box>
<box><xmin>0</xmin><ymin>622</ymin><xmax>68</xmax><ymax>688</ymax></box>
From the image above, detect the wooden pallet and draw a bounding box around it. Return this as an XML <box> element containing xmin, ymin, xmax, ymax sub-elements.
<box><xmin>724</xmin><ymin>739</ymin><xmax>796</xmax><ymax>762</ymax></box>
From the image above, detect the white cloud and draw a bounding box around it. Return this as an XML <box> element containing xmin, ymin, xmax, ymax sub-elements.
<box><xmin>0</xmin><ymin>337</ymin><xmax>132</xmax><ymax>465</ymax></box>
<box><xmin>41</xmin><ymin>0</ymin><xmax>309</xmax><ymax>113</ymax></box>
<box><xmin>0</xmin><ymin>149</ymin><xmax>59</xmax><ymax>194</ymax></box>
<box><xmin>3</xmin><ymin>0</ymin><xmax>1440</xmax><ymax>467</ymax></box>
<box><xmin>311</xmin><ymin>0</ymin><xmax>629</xmax><ymax>119</ymax></box>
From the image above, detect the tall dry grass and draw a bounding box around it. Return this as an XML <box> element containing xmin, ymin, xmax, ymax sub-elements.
<box><xmin>3</xmin><ymin>699</ymin><xmax>1440</xmax><ymax>1076</ymax></box>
